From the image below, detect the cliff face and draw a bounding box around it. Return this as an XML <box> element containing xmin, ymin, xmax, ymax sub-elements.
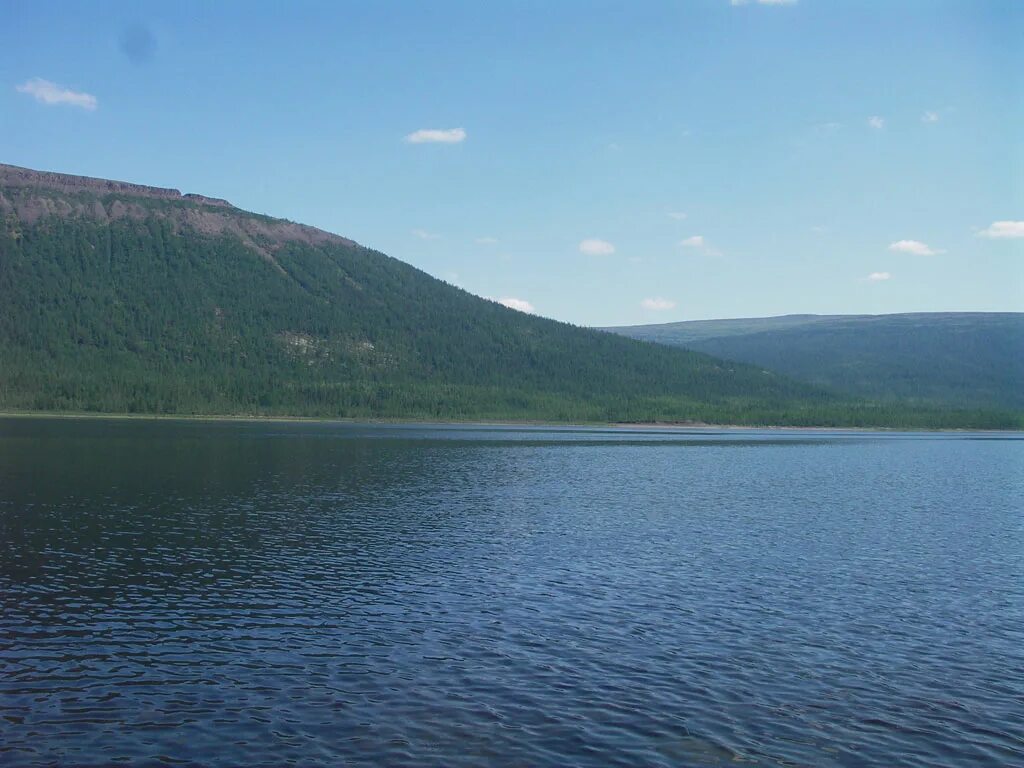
<box><xmin>0</xmin><ymin>162</ymin><xmax>355</xmax><ymax>251</ymax></box>
<box><xmin>0</xmin><ymin>162</ymin><xmax>212</xmax><ymax>203</ymax></box>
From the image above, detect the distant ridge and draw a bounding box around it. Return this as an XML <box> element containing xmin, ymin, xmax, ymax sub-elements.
<box><xmin>605</xmin><ymin>313</ymin><xmax>1024</xmax><ymax>411</ymax></box>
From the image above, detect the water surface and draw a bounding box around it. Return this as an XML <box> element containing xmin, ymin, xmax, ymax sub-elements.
<box><xmin>1</xmin><ymin>418</ymin><xmax>1022</xmax><ymax>766</ymax></box>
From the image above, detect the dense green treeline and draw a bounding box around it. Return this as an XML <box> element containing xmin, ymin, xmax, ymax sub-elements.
<box><xmin>1</xmin><ymin>189</ymin><xmax>1020</xmax><ymax>429</ymax></box>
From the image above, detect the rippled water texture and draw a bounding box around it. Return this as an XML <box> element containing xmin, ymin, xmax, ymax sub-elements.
<box><xmin>1</xmin><ymin>417</ymin><xmax>1022</xmax><ymax>766</ymax></box>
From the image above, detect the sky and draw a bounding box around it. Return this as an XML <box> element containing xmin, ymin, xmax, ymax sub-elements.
<box><xmin>2</xmin><ymin>0</ymin><xmax>1021</xmax><ymax>326</ymax></box>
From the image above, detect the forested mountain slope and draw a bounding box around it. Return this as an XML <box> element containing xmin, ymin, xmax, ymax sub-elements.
<box><xmin>1</xmin><ymin>163</ymin><xmax>1017</xmax><ymax>427</ymax></box>
<box><xmin>606</xmin><ymin>313</ymin><xmax>1024</xmax><ymax>411</ymax></box>
<box><xmin>0</xmin><ymin>163</ymin><xmax>826</xmax><ymax>425</ymax></box>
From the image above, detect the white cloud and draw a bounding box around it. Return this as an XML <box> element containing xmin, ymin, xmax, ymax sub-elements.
<box><xmin>404</xmin><ymin>128</ymin><xmax>466</xmax><ymax>144</ymax></box>
<box><xmin>922</xmin><ymin>111</ymin><xmax>940</xmax><ymax>123</ymax></box>
<box><xmin>475</xmin><ymin>236</ymin><xmax>499</xmax><ymax>245</ymax></box>
<box><xmin>679</xmin><ymin>235</ymin><xmax>722</xmax><ymax>257</ymax></box>
<box><xmin>495</xmin><ymin>297</ymin><xmax>535</xmax><ymax>313</ymax></box>
<box><xmin>868</xmin><ymin>116</ymin><xmax>885</xmax><ymax>129</ymax></box>
<box><xmin>579</xmin><ymin>238</ymin><xmax>615</xmax><ymax>255</ymax></box>
<box><xmin>866</xmin><ymin>272</ymin><xmax>891</xmax><ymax>282</ymax></box>
<box><xmin>667</xmin><ymin>211</ymin><xmax>688</xmax><ymax>220</ymax></box>
<box><xmin>16</xmin><ymin>77</ymin><xmax>97</xmax><ymax>110</ymax></box>
<box><xmin>977</xmin><ymin>221</ymin><xmax>1024</xmax><ymax>239</ymax></box>
<box><xmin>888</xmin><ymin>239</ymin><xmax>943</xmax><ymax>256</ymax></box>
<box><xmin>641</xmin><ymin>297</ymin><xmax>677</xmax><ymax>311</ymax></box>
<box><xmin>412</xmin><ymin>229</ymin><xmax>440</xmax><ymax>240</ymax></box>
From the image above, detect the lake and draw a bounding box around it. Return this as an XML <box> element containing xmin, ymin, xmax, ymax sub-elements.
<box><xmin>1</xmin><ymin>417</ymin><xmax>1022</xmax><ymax>766</ymax></box>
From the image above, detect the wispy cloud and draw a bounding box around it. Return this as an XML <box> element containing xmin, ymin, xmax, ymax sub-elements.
<box><xmin>680</xmin><ymin>235</ymin><xmax>722</xmax><ymax>257</ymax></box>
<box><xmin>495</xmin><ymin>297</ymin><xmax>535</xmax><ymax>314</ymax></box>
<box><xmin>977</xmin><ymin>221</ymin><xmax>1024</xmax><ymax>239</ymax></box>
<box><xmin>641</xmin><ymin>297</ymin><xmax>677</xmax><ymax>311</ymax></box>
<box><xmin>813</xmin><ymin>121</ymin><xmax>843</xmax><ymax>134</ymax></box>
<box><xmin>667</xmin><ymin>211</ymin><xmax>688</xmax><ymax>220</ymax></box>
<box><xmin>921</xmin><ymin>110</ymin><xmax>940</xmax><ymax>123</ymax></box>
<box><xmin>866</xmin><ymin>272</ymin><xmax>891</xmax><ymax>282</ymax></box>
<box><xmin>475</xmin><ymin>236</ymin><xmax>499</xmax><ymax>245</ymax></box>
<box><xmin>16</xmin><ymin>77</ymin><xmax>97</xmax><ymax>110</ymax></box>
<box><xmin>579</xmin><ymin>238</ymin><xmax>615</xmax><ymax>256</ymax></box>
<box><xmin>889</xmin><ymin>239</ymin><xmax>943</xmax><ymax>256</ymax></box>
<box><xmin>404</xmin><ymin>128</ymin><xmax>466</xmax><ymax>144</ymax></box>
<box><xmin>867</xmin><ymin>116</ymin><xmax>885</xmax><ymax>130</ymax></box>
<box><xmin>412</xmin><ymin>229</ymin><xmax>440</xmax><ymax>240</ymax></box>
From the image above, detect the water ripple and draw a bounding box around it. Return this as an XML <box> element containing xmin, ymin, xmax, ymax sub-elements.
<box><xmin>1</xmin><ymin>418</ymin><xmax>1022</xmax><ymax>766</ymax></box>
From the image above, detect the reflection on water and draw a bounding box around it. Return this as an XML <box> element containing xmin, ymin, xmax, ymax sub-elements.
<box><xmin>1</xmin><ymin>418</ymin><xmax>1022</xmax><ymax>767</ymax></box>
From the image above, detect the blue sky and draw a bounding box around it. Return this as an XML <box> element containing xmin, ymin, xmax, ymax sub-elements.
<box><xmin>3</xmin><ymin>0</ymin><xmax>1021</xmax><ymax>325</ymax></box>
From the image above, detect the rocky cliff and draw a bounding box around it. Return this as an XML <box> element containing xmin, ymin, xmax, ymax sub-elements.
<box><xmin>0</xmin><ymin>163</ymin><xmax>355</xmax><ymax>253</ymax></box>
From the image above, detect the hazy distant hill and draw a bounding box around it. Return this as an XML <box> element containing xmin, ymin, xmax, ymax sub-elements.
<box><xmin>605</xmin><ymin>313</ymin><xmax>1024</xmax><ymax>411</ymax></box>
<box><xmin>0</xmin><ymin>162</ymin><xmax>848</xmax><ymax>425</ymax></box>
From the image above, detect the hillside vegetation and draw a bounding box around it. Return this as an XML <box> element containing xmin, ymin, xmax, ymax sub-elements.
<box><xmin>606</xmin><ymin>313</ymin><xmax>1024</xmax><ymax>412</ymax></box>
<box><xmin>1</xmin><ymin>163</ymin><xmax>1018</xmax><ymax>428</ymax></box>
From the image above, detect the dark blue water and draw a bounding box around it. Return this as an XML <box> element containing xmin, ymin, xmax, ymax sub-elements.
<box><xmin>1</xmin><ymin>417</ymin><xmax>1022</xmax><ymax>766</ymax></box>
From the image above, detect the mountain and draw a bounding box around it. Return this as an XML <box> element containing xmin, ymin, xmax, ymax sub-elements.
<box><xmin>605</xmin><ymin>313</ymin><xmax>1024</xmax><ymax>411</ymax></box>
<box><xmin>1</xmin><ymin>163</ymin><xmax>1017</xmax><ymax>428</ymax></box>
<box><xmin>0</xmin><ymin>162</ymin><xmax>829</xmax><ymax>426</ymax></box>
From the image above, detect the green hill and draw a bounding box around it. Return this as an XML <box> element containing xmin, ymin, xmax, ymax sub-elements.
<box><xmin>0</xmin><ymin>162</ymin><xmax>816</xmax><ymax>425</ymax></box>
<box><xmin>1</xmin><ymin>163</ymin><xmax>1018</xmax><ymax>428</ymax></box>
<box><xmin>605</xmin><ymin>313</ymin><xmax>1024</xmax><ymax>412</ymax></box>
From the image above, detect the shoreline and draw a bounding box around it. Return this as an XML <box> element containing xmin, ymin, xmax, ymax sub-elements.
<box><xmin>0</xmin><ymin>410</ymin><xmax>1018</xmax><ymax>434</ymax></box>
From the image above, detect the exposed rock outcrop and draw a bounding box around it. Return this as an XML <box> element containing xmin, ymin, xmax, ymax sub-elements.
<box><xmin>0</xmin><ymin>162</ymin><xmax>357</xmax><ymax>252</ymax></box>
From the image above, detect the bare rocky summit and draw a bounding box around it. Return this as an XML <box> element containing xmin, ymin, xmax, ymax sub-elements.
<box><xmin>0</xmin><ymin>162</ymin><xmax>192</xmax><ymax>201</ymax></box>
<box><xmin>0</xmin><ymin>162</ymin><xmax>357</xmax><ymax>258</ymax></box>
